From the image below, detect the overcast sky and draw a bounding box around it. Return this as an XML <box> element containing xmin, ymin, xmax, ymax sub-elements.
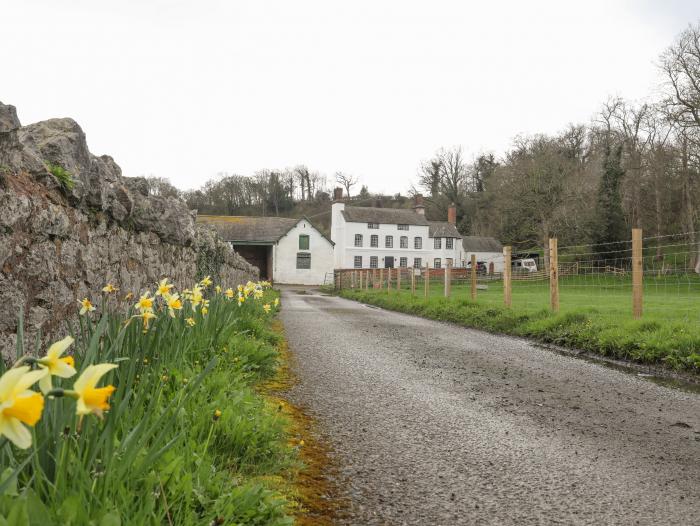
<box><xmin>3</xmin><ymin>1</ymin><xmax>699</xmax><ymax>194</ymax></box>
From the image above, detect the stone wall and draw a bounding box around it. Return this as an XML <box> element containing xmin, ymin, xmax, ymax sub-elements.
<box><xmin>0</xmin><ymin>102</ymin><xmax>258</xmax><ymax>360</ymax></box>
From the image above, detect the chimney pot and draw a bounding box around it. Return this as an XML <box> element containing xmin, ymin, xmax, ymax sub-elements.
<box><xmin>448</xmin><ymin>203</ymin><xmax>457</xmax><ymax>225</ymax></box>
<box><xmin>413</xmin><ymin>193</ymin><xmax>426</xmax><ymax>215</ymax></box>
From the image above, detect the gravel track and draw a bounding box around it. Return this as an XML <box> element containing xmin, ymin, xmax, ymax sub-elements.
<box><xmin>280</xmin><ymin>288</ymin><xmax>700</xmax><ymax>525</ymax></box>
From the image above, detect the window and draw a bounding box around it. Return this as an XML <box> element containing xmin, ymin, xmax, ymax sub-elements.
<box><xmin>370</xmin><ymin>256</ymin><xmax>378</xmax><ymax>268</ymax></box>
<box><xmin>400</xmin><ymin>236</ymin><xmax>408</xmax><ymax>248</ymax></box>
<box><xmin>414</xmin><ymin>237</ymin><xmax>422</xmax><ymax>249</ymax></box>
<box><xmin>413</xmin><ymin>258</ymin><xmax>422</xmax><ymax>268</ymax></box>
<box><xmin>434</xmin><ymin>237</ymin><xmax>442</xmax><ymax>249</ymax></box>
<box><xmin>354</xmin><ymin>234</ymin><xmax>363</xmax><ymax>247</ymax></box>
<box><xmin>299</xmin><ymin>235</ymin><xmax>309</xmax><ymax>250</ymax></box>
<box><xmin>296</xmin><ymin>253</ymin><xmax>311</xmax><ymax>269</ymax></box>
<box><xmin>446</xmin><ymin>238</ymin><xmax>454</xmax><ymax>249</ymax></box>
<box><xmin>434</xmin><ymin>258</ymin><xmax>441</xmax><ymax>269</ymax></box>
<box><xmin>354</xmin><ymin>256</ymin><xmax>362</xmax><ymax>268</ymax></box>
<box><xmin>370</xmin><ymin>234</ymin><xmax>379</xmax><ymax>247</ymax></box>
<box><xmin>397</xmin><ymin>224</ymin><xmax>409</xmax><ymax>231</ymax></box>
<box><xmin>367</xmin><ymin>223</ymin><xmax>379</xmax><ymax>229</ymax></box>
<box><xmin>385</xmin><ymin>236</ymin><xmax>393</xmax><ymax>248</ymax></box>
<box><xmin>399</xmin><ymin>257</ymin><xmax>408</xmax><ymax>268</ymax></box>
<box><xmin>446</xmin><ymin>258</ymin><xmax>453</xmax><ymax>267</ymax></box>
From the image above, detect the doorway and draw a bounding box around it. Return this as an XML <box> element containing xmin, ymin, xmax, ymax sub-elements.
<box><xmin>384</xmin><ymin>256</ymin><xmax>394</xmax><ymax>268</ymax></box>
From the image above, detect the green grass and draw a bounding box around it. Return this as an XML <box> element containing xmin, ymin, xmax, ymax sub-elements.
<box><xmin>339</xmin><ymin>274</ymin><xmax>700</xmax><ymax>372</ymax></box>
<box><xmin>0</xmin><ymin>284</ymin><xmax>297</xmax><ymax>525</ymax></box>
<box><xmin>45</xmin><ymin>162</ymin><xmax>75</xmax><ymax>191</ymax></box>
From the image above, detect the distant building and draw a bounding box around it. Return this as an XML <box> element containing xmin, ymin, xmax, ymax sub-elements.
<box><xmin>331</xmin><ymin>189</ymin><xmax>463</xmax><ymax>269</ymax></box>
<box><xmin>197</xmin><ymin>215</ymin><xmax>334</xmax><ymax>285</ymax></box>
<box><xmin>462</xmin><ymin>236</ymin><xmax>504</xmax><ymax>273</ymax></box>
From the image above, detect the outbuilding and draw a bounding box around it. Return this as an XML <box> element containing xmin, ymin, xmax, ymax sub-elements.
<box><xmin>197</xmin><ymin>215</ymin><xmax>335</xmax><ymax>285</ymax></box>
<box><xmin>462</xmin><ymin>236</ymin><xmax>504</xmax><ymax>273</ymax></box>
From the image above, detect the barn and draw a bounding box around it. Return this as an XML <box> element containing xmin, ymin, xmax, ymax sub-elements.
<box><xmin>462</xmin><ymin>236</ymin><xmax>504</xmax><ymax>273</ymax></box>
<box><xmin>197</xmin><ymin>215</ymin><xmax>335</xmax><ymax>285</ymax></box>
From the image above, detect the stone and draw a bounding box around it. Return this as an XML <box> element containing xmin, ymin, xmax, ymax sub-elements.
<box><xmin>0</xmin><ymin>102</ymin><xmax>20</xmax><ymax>132</ymax></box>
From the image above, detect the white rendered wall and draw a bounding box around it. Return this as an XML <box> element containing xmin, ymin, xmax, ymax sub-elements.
<box><xmin>465</xmin><ymin>251</ymin><xmax>504</xmax><ymax>273</ymax></box>
<box><xmin>274</xmin><ymin>219</ymin><xmax>335</xmax><ymax>285</ymax></box>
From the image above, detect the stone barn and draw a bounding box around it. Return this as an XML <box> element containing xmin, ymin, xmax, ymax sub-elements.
<box><xmin>197</xmin><ymin>215</ymin><xmax>335</xmax><ymax>285</ymax></box>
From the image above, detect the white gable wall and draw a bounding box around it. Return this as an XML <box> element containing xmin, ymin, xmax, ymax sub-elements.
<box><xmin>464</xmin><ymin>251</ymin><xmax>505</xmax><ymax>273</ymax></box>
<box><xmin>274</xmin><ymin>219</ymin><xmax>334</xmax><ymax>285</ymax></box>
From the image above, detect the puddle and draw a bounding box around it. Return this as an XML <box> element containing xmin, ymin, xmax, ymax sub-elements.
<box><xmin>537</xmin><ymin>344</ymin><xmax>700</xmax><ymax>395</ymax></box>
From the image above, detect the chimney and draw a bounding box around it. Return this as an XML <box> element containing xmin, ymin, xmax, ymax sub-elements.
<box><xmin>448</xmin><ymin>203</ymin><xmax>456</xmax><ymax>225</ymax></box>
<box><xmin>333</xmin><ymin>187</ymin><xmax>344</xmax><ymax>202</ymax></box>
<box><xmin>413</xmin><ymin>194</ymin><xmax>425</xmax><ymax>215</ymax></box>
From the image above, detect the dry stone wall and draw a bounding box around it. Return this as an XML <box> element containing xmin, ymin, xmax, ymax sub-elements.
<box><xmin>0</xmin><ymin>102</ymin><xmax>258</xmax><ymax>360</ymax></box>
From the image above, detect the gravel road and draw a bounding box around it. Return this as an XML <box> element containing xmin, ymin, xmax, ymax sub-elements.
<box><xmin>280</xmin><ymin>288</ymin><xmax>700</xmax><ymax>526</ymax></box>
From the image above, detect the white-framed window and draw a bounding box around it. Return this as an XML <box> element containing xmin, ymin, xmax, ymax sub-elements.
<box><xmin>400</xmin><ymin>236</ymin><xmax>408</xmax><ymax>248</ymax></box>
<box><xmin>446</xmin><ymin>238</ymin><xmax>454</xmax><ymax>249</ymax></box>
<box><xmin>446</xmin><ymin>257</ymin><xmax>453</xmax><ymax>267</ymax></box>
<box><xmin>354</xmin><ymin>234</ymin><xmax>363</xmax><ymax>247</ymax></box>
<box><xmin>354</xmin><ymin>256</ymin><xmax>362</xmax><ymax>268</ymax></box>
<box><xmin>296</xmin><ymin>253</ymin><xmax>311</xmax><ymax>269</ymax></box>
<box><xmin>385</xmin><ymin>236</ymin><xmax>393</xmax><ymax>248</ymax></box>
<box><xmin>397</xmin><ymin>224</ymin><xmax>409</xmax><ymax>231</ymax></box>
<box><xmin>368</xmin><ymin>223</ymin><xmax>379</xmax><ymax>229</ymax></box>
<box><xmin>399</xmin><ymin>257</ymin><xmax>408</xmax><ymax>268</ymax></box>
<box><xmin>370</xmin><ymin>256</ymin><xmax>378</xmax><ymax>268</ymax></box>
<box><xmin>414</xmin><ymin>258</ymin><xmax>422</xmax><ymax>268</ymax></box>
<box><xmin>370</xmin><ymin>234</ymin><xmax>378</xmax><ymax>247</ymax></box>
<box><xmin>414</xmin><ymin>237</ymin><xmax>422</xmax><ymax>249</ymax></box>
<box><xmin>434</xmin><ymin>237</ymin><xmax>442</xmax><ymax>249</ymax></box>
<box><xmin>434</xmin><ymin>258</ymin><xmax>441</xmax><ymax>269</ymax></box>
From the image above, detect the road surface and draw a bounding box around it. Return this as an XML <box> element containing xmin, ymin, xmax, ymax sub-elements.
<box><xmin>280</xmin><ymin>288</ymin><xmax>700</xmax><ymax>525</ymax></box>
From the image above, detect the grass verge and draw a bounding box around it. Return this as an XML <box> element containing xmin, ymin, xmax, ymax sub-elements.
<box><xmin>338</xmin><ymin>288</ymin><xmax>700</xmax><ymax>373</ymax></box>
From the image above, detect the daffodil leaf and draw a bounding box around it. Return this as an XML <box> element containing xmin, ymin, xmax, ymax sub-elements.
<box><xmin>98</xmin><ymin>511</ymin><xmax>121</xmax><ymax>526</ymax></box>
<box><xmin>0</xmin><ymin>468</ymin><xmax>17</xmax><ymax>497</ymax></box>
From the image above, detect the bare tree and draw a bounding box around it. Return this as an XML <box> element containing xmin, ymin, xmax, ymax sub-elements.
<box><xmin>335</xmin><ymin>172</ymin><xmax>358</xmax><ymax>198</ymax></box>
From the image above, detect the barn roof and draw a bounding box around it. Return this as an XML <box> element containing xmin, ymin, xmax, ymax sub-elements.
<box><xmin>462</xmin><ymin>236</ymin><xmax>503</xmax><ymax>252</ymax></box>
<box><xmin>428</xmin><ymin>221</ymin><xmax>462</xmax><ymax>239</ymax></box>
<box><xmin>197</xmin><ymin>215</ymin><xmax>333</xmax><ymax>245</ymax></box>
<box><xmin>341</xmin><ymin>206</ymin><xmax>429</xmax><ymax>226</ymax></box>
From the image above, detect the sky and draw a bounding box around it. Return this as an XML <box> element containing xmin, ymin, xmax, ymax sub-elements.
<box><xmin>3</xmin><ymin>1</ymin><xmax>700</xmax><ymax>195</ymax></box>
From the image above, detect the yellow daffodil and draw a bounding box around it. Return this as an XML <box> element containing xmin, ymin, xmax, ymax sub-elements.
<box><xmin>37</xmin><ymin>336</ymin><xmax>77</xmax><ymax>394</ymax></box>
<box><xmin>224</xmin><ymin>288</ymin><xmax>234</xmax><ymax>299</ymax></box>
<box><xmin>237</xmin><ymin>284</ymin><xmax>243</xmax><ymax>293</ymax></box>
<box><xmin>185</xmin><ymin>317</ymin><xmax>196</xmax><ymax>327</ymax></box>
<box><xmin>215</xmin><ymin>285</ymin><xmax>221</xmax><ymax>294</ymax></box>
<box><xmin>124</xmin><ymin>292</ymin><xmax>134</xmax><ymax>301</ymax></box>
<box><xmin>237</xmin><ymin>294</ymin><xmax>245</xmax><ymax>307</ymax></box>
<box><xmin>200</xmin><ymin>275</ymin><xmax>212</xmax><ymax>288</ymax></box>
<box><xmin>165</xmin><ymin>293</ymin><xmax>183</xmax><ymax>318</ymax></box>
<box><xmin>213</xmin><ymin>409</ymin><xmax>222</xmax><ymax>421</ymax></box>
<box><xmin>72</xmin><ymin>363</ymin><xmax>118</xmax><ymax>418</ymax></box>
<box><xmin>78</xmin><ymin>298</ymin><xmax>95</xmax><ymax>315</ymax></box>
<box><xmin>0</xmin><ymin>367</ymin><xmax>48</xmax><ymax>448</ymax></box>
<box><xmin>155</xmin><ymin>278</ymin><xmax>173</xmax><ymax>297</ymax></box>
<box><xmin>263</xmin><ymin>304</ymin><xmax>271</xmax><ymax>313</ymax></box>
<box><xmin>102</xmin><ymin>283</ymin><xmax>118</xmax><ymax>294</ymax></box>
<box><xmin>253</xmin><ymin>289</ymin><xmax>264</xmax><ymax>300</ymax></box>
<box><xmin>189</xmin><ymin>285</ymin><xmax>203</xmax><ymax>311</ymax></box>
<box><xmin>273</xmin><ymin>298</ymin><xmax>279</xmax><ymax>307</ymax></box>
<box><xmin>139</xmin><ymin>311</ymin><xmax>157</xmax><ymax>331</ymax></box>
<box><xmin>134</xmin><ymin>292</ymin><xmax>154</xmax><ymax>313</ymax></box>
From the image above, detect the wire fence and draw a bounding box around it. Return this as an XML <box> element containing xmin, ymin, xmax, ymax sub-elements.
<box><xmin>334</xmin><ymin>230</ymin><xmax>700</xmax><ymax>327</ymax></box>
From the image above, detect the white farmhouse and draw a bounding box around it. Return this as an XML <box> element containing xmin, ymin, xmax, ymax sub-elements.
<box><xmin>331</xmin><ymin>189</ymin><xmax>463</xmax><ymax>269</ymax></box>
<box><xmin>197</xmin><ymin>215</ymin><xmax>335</xmax><ymax>285</ymax></box>
<box><xmin>462</xmin><ymin>236</ymin><xmax>504</xmax><ymax>273</ymax></box>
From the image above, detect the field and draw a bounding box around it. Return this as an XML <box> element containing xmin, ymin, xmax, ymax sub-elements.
<box><xmin>338</xmin><ymin>272</ymin><xmax>700</xmax><ymax>372</ymax></box>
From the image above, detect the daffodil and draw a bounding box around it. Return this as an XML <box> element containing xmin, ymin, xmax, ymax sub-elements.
<box><xmin>237</xmin><ymin>294</ymin><xmax>245</xmax><ymax>307</ymax></box>
<box><xmin>72</xmin><ymin>363</ymin><xmax>117</xmax><ymax>418</ymax></box>
<box><xmin>124</xmin><ymin>292</ymin><xmax>134</xmax><ymax>301</ymax></box>
<box><xmin>224</xmin><ymin>288</ymin><xmax>234</xmax><ymax>299</ymax></box>
<box><xmin>213</xmin><ymin>409</ymin><xmax>222</xmax><ymax>421</ymax></box>
<box><xmin>102</xmin><ymin>283</ymin><xmax>118</xmax><ymax>294</ymax></box>
<box><xmin>0</xmin><ymin>367</ymin><xmax>48</xmax><ymax>448</ymax></box>
<box><xmin>215</xmin><ymin>285</ymin><xmax>221</xmax><ymax>294</ymax></box>
<box><xmin>273</xmin><ymin>298</ymin><xmax>279</xmax><ymax>307</ymax></box>
<box><xmin>200</xmin><ymin>275</ymin><xmax>212</xmax><ymax>288</ymax></box>
<box><xmin>253</xmin><ymin>289</ymin><xmax>264</xmax><ymax>300</ymax></box>
<box><xmin>263</xmin><ymin>304</ymin><xmax>271</xmax><ymax>314</ymax></box>
<box><xmin>155</xmin><ymin>278</ymin><xmax>173</xmax><ymax>297</ymax></box>
<box><xmin>78</xmin><ymin>298</ymin><xmax>95</xmax><ymax>315</ymax></box>
<box><xmin>37</xmin><ymin>336</ymin><xmax>77</xmax><ymax>394</ymax></box>
<box><xmin>165</xmin><ymin>293</ymin><xmax>183</xmax><ymax>318</ymax></box>
<box><xmin>134</xmin><ymin>292</ymin><xmax>154</xmax><ymax>313</ymax></box>
<box><xmin>185</xmin><ymin>317</ymin><xmax>196</xmax><ymax>327</ymax></box>
<box><xmin>139</xmin><ymin>311</ymin><xmax>157</xmax><ymax>331</ymax></box>
<box><xmin>189</xmin><ymin>285</ymin><xmax>203</xmax><ymax>311</ymax></box>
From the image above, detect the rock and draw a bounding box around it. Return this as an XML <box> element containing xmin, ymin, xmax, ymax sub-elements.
<box><xmin>0</xmin><ymin>102</ymin><xmax>20</xmax><ymax>133</ymax></box>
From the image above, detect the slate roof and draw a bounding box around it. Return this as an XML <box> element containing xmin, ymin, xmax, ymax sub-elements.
<box><xmin>197</xmin><ymin>215</ymin><xmax>334</xmax><ymax>245</ymax></box>
<box><xmin>341</xmin><ymin>206</ymin><xmax>429</xmax><ymax>226</ymax></box>
<box><xmin>428</xmin><ymin>221</ymin><xmax>462</xmax><ymax>239</ymax></box>
<box><xmin>462</xmin><ymin>236</ymin><xmax>503</xmax><ymax>252</ymax></box>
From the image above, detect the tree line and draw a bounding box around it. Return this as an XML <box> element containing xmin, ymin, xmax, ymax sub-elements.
<box><xmin>417</xmin><ymin>22</ymin><xmax>700</xmax><ymax>267</ymax></box>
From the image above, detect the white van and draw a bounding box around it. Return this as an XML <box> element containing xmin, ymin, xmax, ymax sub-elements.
<box><xmin>512</xmin><ymin>258</ymin><xmax>538</xmax><ymax>273</ymax></box>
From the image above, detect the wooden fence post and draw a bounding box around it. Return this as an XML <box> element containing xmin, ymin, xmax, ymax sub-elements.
<box><xmin>411</xmin><ymin>268</ymin><xmax>416</xmax><ymax>295</ymax></box>
<box><xmin>549</xmin><ymin>238</ymin><xmax>559</xmax><ymax>313</ymax></box>
<box><xmin>397</xmin><ymin>267</ymin><xmax>401</xmax><ymax>292</ymax></box>
<box><xmin>444</xmin><ymin>264</ymin><xmax>451</xmax><ymax>297</ymax></box>
<box><xmin>387</xmin><ymin>268</ymin><xmax>392</xmax><ymax>293</ymax></box>
<box><xmin>503</xmin><ymin>246</ymin><xmax>512</xmax><ymax>307</ymax></box>
<box><xmin>424</xmin><ymin>265</ymin><xmax>429</xmax><ymax>298</ymax></box>
<box><xmin>632</xmin><ymin>228</ymin><xmax>643</xmax><ymax>319</ymax></box>
<box><xmin>470</xmin><ymin>254</ymin><xmax>477</xmax><ymax>300</ymax></box>
<box><xmin>379</xmin><ymin>268</ymin><xmax>384</xmax><ymax>289</ymax></box>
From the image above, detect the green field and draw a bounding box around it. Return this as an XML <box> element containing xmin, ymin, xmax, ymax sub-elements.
<box><xmin>338</xmin><ymin>273</ymin><xmax>700</xmax><ymax>372</ymax></box>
